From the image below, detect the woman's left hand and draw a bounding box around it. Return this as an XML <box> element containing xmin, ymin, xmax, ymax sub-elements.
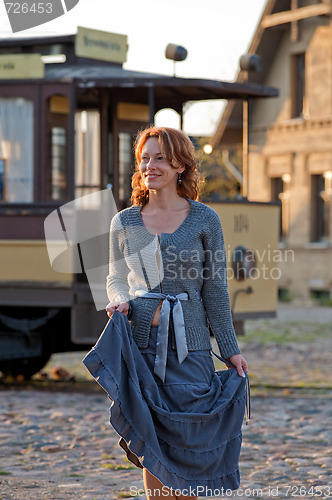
<box><xmin>228</xmin><ymin>354</ymin><xmax>248</xmax><ymax>378</ymax></box>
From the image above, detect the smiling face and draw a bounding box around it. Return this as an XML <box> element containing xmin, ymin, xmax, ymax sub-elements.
<box><xmin>139</xmin><ymin>137</ymin><xmax>184</xmax><ymax>193</ymax></box>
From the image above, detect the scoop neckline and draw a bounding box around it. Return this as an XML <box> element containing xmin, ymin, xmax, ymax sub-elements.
<box><xmin>136</xmin><ymin>198</ymin><xmax>194</xmax><ymax>239</ymax></box>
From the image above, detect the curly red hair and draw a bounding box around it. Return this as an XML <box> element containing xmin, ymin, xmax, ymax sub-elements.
<box><xmin>131</xmin><ymin>126</ymin><xmax>203</xmax><ymax>206</ymax></box>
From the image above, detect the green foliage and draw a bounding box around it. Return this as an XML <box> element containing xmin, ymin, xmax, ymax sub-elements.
<box><xmin>310</xmin><ymin>290</ymin><xmax>332</xmax><ymax>307</ymax></box>
<box><xmin>117</xmin><ymin>492</ymin><xmax>138</xmax><ymax>498</ymax></box>
<box><xmin>195</xmin><ymin>138</ymin><xmax>242</xmax><ymax>201</ymax></box>
<box><xmin>319</xmin><ymin>298</ymin><xmax>332</xmax><ymax>307</ymax></box>
<box><xmin>101</xmin><ymin>453</ymin><xmax>115</xmax><ymax>460</ymax></box>
<box><xmin>101</xmin><ymin>463</ymin><xmax>136</xmax><ymax>470</ymax></box>
<box><xmin>278</xmin><ymin>288</ymin><xmax>294</xmax><ymax>303</ymax></box>
<box><xmin>0</xmin><ymin>469</ymin><xmax>11</xmax><ymax>475</ymax></box>
<box><xmin>240</xmin><ymin>320</ymin><xmax>332</xmax><ymax>344</ymax></box>
<box><xmin>100</xmin><ymin>453</ymin><xmax>136</xmax><ymax>471</ymax></box>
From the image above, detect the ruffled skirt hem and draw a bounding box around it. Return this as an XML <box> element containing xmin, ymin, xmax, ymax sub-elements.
<box><xmin>82</xmin><ymin>312</ymin><xmax>247</xmax><ymax>496</ymax></box>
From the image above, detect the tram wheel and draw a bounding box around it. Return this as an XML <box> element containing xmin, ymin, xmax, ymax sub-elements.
<box><xmin>0</xmin><ymin>329</ymin><xmax>54</xmax><ymax>380</ymax></box>
<box><xmin>0</xmin><ymin>351</ymin><xmax>52</xmax><ymax>380</ymax></box>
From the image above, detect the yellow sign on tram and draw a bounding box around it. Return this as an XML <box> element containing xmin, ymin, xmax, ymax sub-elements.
<box><xmin>0</xmin><ymin>54</ymin><xmax>44</xmax><ymax>79</ymax></box>
<box><xmin>75</xmin><ymin>26</ymin><xmax>128</xmax><ymax>64</ymax></box>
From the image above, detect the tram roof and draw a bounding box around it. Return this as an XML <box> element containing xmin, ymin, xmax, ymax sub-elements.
<box><xmin>43</xmin><ymin>63</ymin><xmax>277</xmax><ymax>96</ymax></box>
<box><xmin>0</xmin><ymin>33</ymin><xmax>278</xmax><ymax>108</ymax></box>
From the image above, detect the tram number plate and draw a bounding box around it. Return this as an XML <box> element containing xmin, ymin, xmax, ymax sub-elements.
<box><xmin>234</xmin><ymin>214</ymin><xmax>249</xmax><ymax>233</ymax></box>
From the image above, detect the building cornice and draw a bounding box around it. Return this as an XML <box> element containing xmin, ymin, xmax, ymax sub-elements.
<box><xmin>268</xmin><ymin>116</ymin><xmax>332</xmax><ymax>132</ymax></box>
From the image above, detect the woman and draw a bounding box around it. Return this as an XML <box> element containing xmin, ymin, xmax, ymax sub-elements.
<box><xmin>86</xmin><ymin>126</ymin><xmax>248</xmax><ymax>499</ymax></box>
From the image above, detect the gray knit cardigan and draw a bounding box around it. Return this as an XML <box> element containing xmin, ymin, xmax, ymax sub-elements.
<box><xmin>106</xmin><ymin>198</ymin><xmax>240</xmax><ymax>360</ymax></box>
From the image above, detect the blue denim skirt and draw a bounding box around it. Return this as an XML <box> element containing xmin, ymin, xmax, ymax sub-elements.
<box><xmin>83</xmin><ymin>312</ymin><xmax>247</xmax><ymax>497</ymax></box>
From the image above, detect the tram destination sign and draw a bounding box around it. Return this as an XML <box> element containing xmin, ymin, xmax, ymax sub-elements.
<box><xmin>0</xmin><ymin>54</ymin><xmax>44</xmax><ymax>79</ymax></box>
<box><xmin>75</xmin><ymin>26</ymin><xmax>128</xmax><ymax>64</ymax></box>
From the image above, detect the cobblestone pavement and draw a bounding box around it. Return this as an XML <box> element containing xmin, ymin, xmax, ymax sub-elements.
<box><xmin>0</xmin><ymin>389</ymin><xmax>331</xmax><ymax>500</ymax></box>
<box><xmin>1</xmin><ymin>305</ymin><xmax>332</xmax><ymax>500</ymax></box>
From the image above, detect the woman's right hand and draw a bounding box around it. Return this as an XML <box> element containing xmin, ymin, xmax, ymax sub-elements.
<box><xmin>106</xmin><ymin>301</ymin><xmax>129</xmax><ymax>318</ymax></box>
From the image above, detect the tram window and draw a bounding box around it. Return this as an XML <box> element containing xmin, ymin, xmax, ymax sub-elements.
<box><xmin>0</xmin><ymin>159</ymin><xmax>5</xmax><ymax>200</ymax></box>
<box><xmin>51</xmin><ymin>127</ymin><xmax>67</xmax><ymax>200</ymax></box>
<box><xmin>46</xmin><ymin>95</ymin><xmax>69</xmax><ymax>201</ymax></box>
<box><xmin>119</xmin><ymin>132</ymin><xmax>133</xmax><ymax>203</ymax></box>
<box><xmin>0</xmin><ymin>97</ymin><xmax>33</xmax><ymax>202</ymax></box>
<box><xmin>75</xmin><ymin>110</ymin><xmax>101</xmax><ymax>198</ymax></box>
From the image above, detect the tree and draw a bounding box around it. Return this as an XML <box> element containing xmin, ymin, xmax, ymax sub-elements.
<box><xmin>193</xmin><ymin>137</ymin><xmax>242</xmax><ymax>201</ymax></box>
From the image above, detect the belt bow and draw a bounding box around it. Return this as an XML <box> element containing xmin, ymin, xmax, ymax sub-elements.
<box><xmin>134</xmin><ymin>290</ymin><xmax>189</xmax><ymax>382</ymax></box>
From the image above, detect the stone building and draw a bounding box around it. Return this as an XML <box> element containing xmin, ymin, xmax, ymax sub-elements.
<box><xmin>212</xmin><ymin>0</ymin><xmax>332</xmax><ymax>302</ymax></box>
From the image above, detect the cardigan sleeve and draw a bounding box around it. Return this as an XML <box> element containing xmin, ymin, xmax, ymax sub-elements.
<box><xmin>201</xmin><ymin>209</ymin><xmax>240</xmax><ymax>359</ymax></box>
<box><xmin>106</xmin><ymin>213</ymin><xmax>132</xmax><ymax>304</ymax></box>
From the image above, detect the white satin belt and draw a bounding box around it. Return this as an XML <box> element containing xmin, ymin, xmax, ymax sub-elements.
<box><xmin>134</xmin><ymin>290</ymin><xmax>189</xmax><ymax>382</ymax></box>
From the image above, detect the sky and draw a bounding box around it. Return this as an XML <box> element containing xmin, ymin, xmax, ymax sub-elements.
<box><xmin>0</xmin><ymin>0</ymin><xmax>267</xmax><ymax>136</ymax></box>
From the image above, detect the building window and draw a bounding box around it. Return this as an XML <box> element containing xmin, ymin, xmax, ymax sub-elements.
<box><xmin>310</xmin><ymin>173</ymin><xmax>330</xmax><ymax>242</ymax></box>
<box><xmin>271</xmin><ymin>175</ymin><xmax>290</xmax><ymax>241</ymax></box>
<box><xmin>291</xmin><ymin>53</ymin><xmax>305</xmax><ymax>118</ymax></box>
<box><xmin>310</xmin><ymin>289</ymin><xmax>331</xmax><ymax>306</ymax></box>
<box><xmin>75</xmin><ymin>110</ymin><xmax>101</xmax><ymax>199</ymax></box>
<box><xmin>0</xmin><ymin>97</ymin><xmax>34</xmax><ymax>202</ymax></box>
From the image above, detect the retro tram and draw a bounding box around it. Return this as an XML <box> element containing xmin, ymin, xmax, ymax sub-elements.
<box><xmin>0</xmin><ymin>27</ymin><xmax>279</xmax><ymax>377</ymax></box>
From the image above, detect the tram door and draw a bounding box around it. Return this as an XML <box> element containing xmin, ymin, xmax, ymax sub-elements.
<box><xmin>70</xmin><ymin>109</ymin><xmax>104</xmax><ymax>344</ymax></box>
<box><xmin>70</xmin><ymin>106</ymin><xmax>147</xmax><ymax>344</ymax></box>
<box><xmin>70</xmin><ymin>108</ymin><xmax>141</xmax><ymax>342</ymax></box>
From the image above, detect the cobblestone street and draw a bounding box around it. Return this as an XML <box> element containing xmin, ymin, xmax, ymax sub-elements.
<box><xmin>1</xmin><ymin>305</ymin><xmax>332</xmax><ymax>500</ymax></box>
<box><xmin>1</xmin><ymin>390</ymin><xmax>331</xmax><ymax>500</ymax></box>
